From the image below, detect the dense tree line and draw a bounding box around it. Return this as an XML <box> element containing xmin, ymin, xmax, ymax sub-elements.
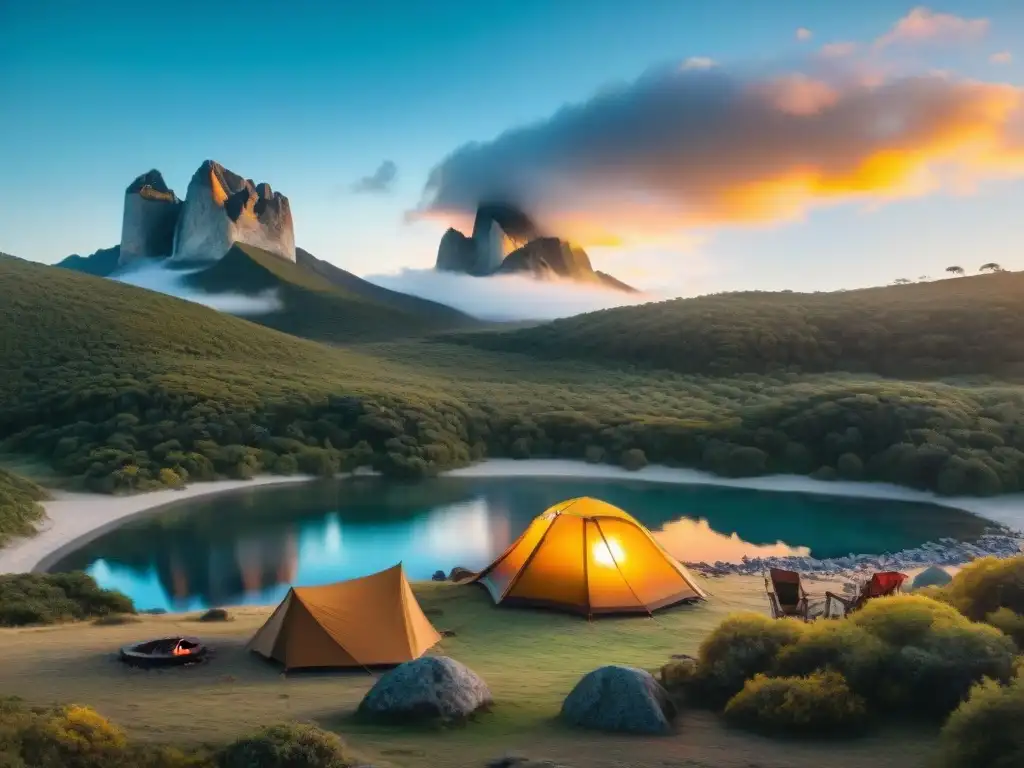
<box><xmin>451</xmin><ymin>272</ymin><xmax>1024</xmax><ymax>379</ymax></box>
<box><xmin>4</xmin><ymin>254</ymin><xmax>1024</xmax><ymax>544</ymax></box>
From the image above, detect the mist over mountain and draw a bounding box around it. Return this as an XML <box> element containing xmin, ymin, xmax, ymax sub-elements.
<box><xmin>364</xmin><ymin>267</ymin><xmax>655</xmax><ymax>322</ymax></box>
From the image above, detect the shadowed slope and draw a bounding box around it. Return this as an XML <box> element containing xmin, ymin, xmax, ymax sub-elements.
<box><xmin>451</xmin><ymin>274</ymin><xmax>1024</xmax><ymax>379</ymax></box>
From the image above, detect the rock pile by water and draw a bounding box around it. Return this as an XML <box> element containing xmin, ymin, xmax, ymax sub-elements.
<box><xmin>684</xmin><ymin>528</ymin><xmax>1024</xmax><ymax>580</ymax></box>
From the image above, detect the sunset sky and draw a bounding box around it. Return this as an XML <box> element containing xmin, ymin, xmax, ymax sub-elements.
<box><xmin>2</xmin><ymin>0</ymin><xmax>1024</xmax><ymax>297</ymax></box>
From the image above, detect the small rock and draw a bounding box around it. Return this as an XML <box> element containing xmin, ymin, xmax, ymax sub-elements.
<box><xmin>357</xmin><ymin>656</ymin><xmax>492</xmax><ymax>724</ymax></box>
<box><xmin>561</xmin><ymin>665</ymin><xmax>676</xmax><ymax>735</ymax></box>
<box><xmin>431</xmin><ymin>570</ymin><xmax>446</xmax><ymax>582</ymax></box>
<box><xmin>449</xmin><ymin>566</ymin><xmax>476</xmax><ymax>582</ymax></box>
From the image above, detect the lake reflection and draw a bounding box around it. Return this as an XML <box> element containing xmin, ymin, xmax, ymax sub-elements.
<box><xmin>52</xmin><ymin>476</ymin><xmax>988</xmax><ymax>611</ymax></box>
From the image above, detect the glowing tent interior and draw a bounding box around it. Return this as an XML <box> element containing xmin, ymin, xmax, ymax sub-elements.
<box><xmin>248</xmin><ymin>563</ymin><xmax>441</xmax><ymax>670</ymax></box>
<box><xmin>470</xmin><ymin>496</ymin><xmax>707</xmax><ymax>616</ymax></box>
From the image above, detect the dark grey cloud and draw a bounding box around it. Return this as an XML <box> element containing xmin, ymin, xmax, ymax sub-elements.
<box><xmin>351</xmin><ymin>160</ymin><xmax>398</xmax><ymax>194</ymax></box>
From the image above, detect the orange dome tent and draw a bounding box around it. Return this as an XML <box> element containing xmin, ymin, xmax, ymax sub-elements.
<box><xmin>471</xmin><ymin>497</ymin><xmax>706</xmax><ymax>616</ymax></box>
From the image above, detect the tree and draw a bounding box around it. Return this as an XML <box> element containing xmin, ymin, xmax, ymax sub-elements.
<box><xmin>980</xmin><ymin>263</ymin><xmax>1002</xmax><ymax>273</ymax></box>
<box><xmin>893</xmin><ymin>278</ymin><xmax>911</xmax><ymax>285</ymax></box>
<box><xmin>946</xmin><ymin>265</ymin><xmax>965</xmax><ymax>276</ymax></box>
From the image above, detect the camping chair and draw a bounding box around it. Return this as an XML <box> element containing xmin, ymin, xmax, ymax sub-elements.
<box><xmin>825</xmin><ymin>571</ymin><xmax>908</xmax><ymax>618</ymax></box>
<box><xmin>765</xmin><ymin>568</ymin><xmax>811</xmax><ymax>621</ymax></box>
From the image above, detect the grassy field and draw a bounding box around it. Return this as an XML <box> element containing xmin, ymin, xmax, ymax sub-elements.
<box><xmin>0</xmin><ymin>578</ymin><xmax>935</xmax><ymax>768</ymax></box>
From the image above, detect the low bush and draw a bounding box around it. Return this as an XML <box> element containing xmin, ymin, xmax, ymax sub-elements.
<box><xmin>659</xmin><ymin>657</ymin><xmax>699</xmax><ymax>692</ymax></box>
<box><xmin>0</xmin><ymin>701</ymin><xmax>208</xmax><ymax>768</ymax></box>
<box><xmin>218</xmin><ymin>723</ymin><xmax>357</xmax><ymax>768</ymax></box>
<box><xmin>847</xmin><ymin>595</ymin><xmax>1016</xmax><ymax>716</ymax></box>
<box><xmin>939</xmin><ymin>676</ymin><xmax>1024</xmax><ymax>768</ymax></box>
<box><xmin>0</xmin><ymin>468</ymin><xmax>47</xmax><ymax>546</ymax></box>
<box><xmin>934</xmin><ymin>555</ymin><xmax>1024</xmax><ymax>644</ymax></box>
<box><xmin>0</xmin><ymin>572</ymin><xmax>135</xmax><ymax>627</ymax></box>
<box><xmin>723</xmin><ymin>671</ymin><xmax>867</xmax><ymax>735</ymax></box>
<box><xmin>772</xmin><ymin>621</ymin><xmax>888</xmax><ymax>696</ymax></box>
<box><xmin>693</xmin><ymin>612</ymin><xmax>805</xmax><ymax>707</ymax></box>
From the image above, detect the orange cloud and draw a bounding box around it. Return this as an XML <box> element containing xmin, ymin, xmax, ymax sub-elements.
<box><xmin>876</xmin><ymin>6</ymin><xmax>989</xmax><ymax>47</ymax></box>
<box><xmin>415</xmin><ymin>65</ymin><xmax>1024</xmax><ymax>248</ymax></box>
<box><xmin>990</xmin><ymin>51</ymin><xmax>1013</xmax><ymax>64</ymax></box>
<box><xmin>796</xmin><ymin>27</ymin><xmax>813</xmax><ymax>42</ymax></box>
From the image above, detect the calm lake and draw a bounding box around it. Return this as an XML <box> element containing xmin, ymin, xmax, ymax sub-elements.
<box><xmin>52</xmin><ymin>476</ymin><xmax>989</xmax><ymax>611</ymax></box>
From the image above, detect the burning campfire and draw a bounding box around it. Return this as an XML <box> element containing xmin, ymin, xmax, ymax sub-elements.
<box><xmin>120</xmin><ymin>636</ymin><xmax>208</xmax><ymax>668</ymax></box>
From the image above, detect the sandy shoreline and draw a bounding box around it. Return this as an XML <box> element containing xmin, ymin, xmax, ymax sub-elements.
<box><xmin>2</xmin><ymin>458</ymin><xmax>1022</xmax><ymax>577</ymax></box>
<box><xmin>0</xmin><ymin>476</ymin><xmax>315</xmax><ymax>575</ymax></box>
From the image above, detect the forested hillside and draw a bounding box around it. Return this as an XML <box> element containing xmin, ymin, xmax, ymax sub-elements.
<box><xmin>452</xmin><ymin>273</ymin><xmax>1024</xmax><ymax>379</ymax></box>
<box><xmin>2</xmin><ymin>250</ymin><xmax>1024</xmax><ymax>546</ymax></box>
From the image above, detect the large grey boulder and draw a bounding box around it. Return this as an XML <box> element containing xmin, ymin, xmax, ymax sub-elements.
<box><xmin>912</xmin><ymin>565</ymin><xmax>954</xmax><ymax>590</ymax></box>
<box><xmin>357</xmin><ymin>655</ymin><xmax>492</xmax><ymax>723</ymax></box>
<box><xmin>561</xmin><ymin>665</ymin><xmax>676</xmax><ymax>735</ymax></box>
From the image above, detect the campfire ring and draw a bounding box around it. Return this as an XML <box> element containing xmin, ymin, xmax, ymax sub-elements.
<box><xmin>119</xmin><ymin>636</ymin><xmax>207</xmax><ymax>668</ymax></box>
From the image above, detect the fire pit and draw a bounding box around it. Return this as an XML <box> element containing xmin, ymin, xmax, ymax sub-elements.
<box><xmin>119</xmin><ymin>636</ymin><xmax>207</xmax><ymax>668</ymax></box>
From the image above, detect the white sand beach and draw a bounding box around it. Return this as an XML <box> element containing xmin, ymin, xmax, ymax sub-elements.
<box><xmin>0</xmin><ymin>476</ymin><xmax>315</xmax><ymax>575</ymax></box>
<box><xmin>2</xmin><ymin>458</ymin><xmax>1022</xmax><ymax>577</ymax></box>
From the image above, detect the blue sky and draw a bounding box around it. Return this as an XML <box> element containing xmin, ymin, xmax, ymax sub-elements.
<box><xmin>2</xmin><ymin>0</ymin><xmax>1023</xmax><ymax>296</ymax></box>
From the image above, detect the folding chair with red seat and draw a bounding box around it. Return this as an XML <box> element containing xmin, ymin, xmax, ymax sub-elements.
<box><xmin>765</xmin><ymin>568</ymin><xmax>811</xmax><ymax>621</ymax></box>
<box><xmin>825</xmin><ymin>571</ymin><xmax>908</xmax><ymax>618</ymax></box>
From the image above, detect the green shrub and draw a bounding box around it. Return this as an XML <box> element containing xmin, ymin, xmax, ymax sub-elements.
<box><xmin>934</xmin><ymin>555</ymin><xmax>1024</xmax><ymax>630</ymax></box>
<box><xmin>619</xmin><ymin>448</ymin><xmax>647</xmax><ymax>471</ymax></box>
<box><xmin>848</xmin><ymin>596</ymin><xmax>1016</xmax><ymax>716</ymax></box>
<box><xmin>772</xmin><ymin>621</ymin><xmax>888</xmax><ymax>696</ymax></box>
<box><xmin>0</xmin><ymin>702</ymin><xmax>210</xmax><ymax>768</ymax></box>
<box><xmin>724</xmin><ymin>671</ymin><xmax>867</xmax><ymax>735</ymax></box>
<box><xmin>18</xmin><ymin>704</ymin><xmax>127</xmax><ymax>768</ymax></box>
<box><xmin>939</xmin><ymin>676</ymin><xmax>1024</xmax><ymax>768</ymax></box>
<box><xmin>218</xmin><ymin>723</ymin><xmax>356</xmax><ymax>768</ymax></box>
<box><xmin>659</xmin><ymin>658</ymin><xmax>698</xmax><ymax>692</ymax></box>
<box><xmin>694</xmin><ymin>612</ymin><xmax>805</xmax><ymax>707</ymax></box>
<box><xmin>0</xmin><ymin>572</ymin><xmax>135</xmax><ymax>627</ymax></box>
<box><xmin>0</xmin><ymin>468</ymin><xmax>47</xmax><ymax>546</ymax></box>
<box><xmin>984</xmin><ymin>607</ymin><xmax>1024</xmax><ymax>648</ymax></box>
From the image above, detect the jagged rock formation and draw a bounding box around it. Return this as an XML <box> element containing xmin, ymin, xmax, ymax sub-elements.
<box><xmin>436</xmin><ymin>228</ymin><xmax>477</xmax><ymax>273</ymax></box>
<box><xmin>118</xmin><ymin>171</ymin><xmax>182</xmax><ymax>265</ymax></box>
<box><xmin>171</xmin><ymin>161</ymin><xmax>295</xmax><ymax>263</ymax></box>
<box><xmin>434</xmin><ymin>203</ymin><xmax>635</xmax><ymax>292</ymax></box>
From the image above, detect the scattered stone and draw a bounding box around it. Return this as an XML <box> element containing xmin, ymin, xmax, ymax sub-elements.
<box><xmin>684</xmin><ymin>530</ymin><xmax>1023</xmax><ymax>581</ymax></box>
<box><xmin>198</xmin><ymin>607</ymin><xmax>230</xmax><ymax>622</ymax></box>
<box><xmin>357</xmin><ymin>656</ymin><xmax>492</xmax><ymax>724</ymax></box>
<box><xmin>561</xmin><ymin>665</ymin><xmax>676</xmax><ymax>735</ymax></box>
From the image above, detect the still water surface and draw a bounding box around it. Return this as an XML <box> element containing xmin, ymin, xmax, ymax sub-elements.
<box><xmin>52</xmin><ymin>476</ymin><xmax>988</xmax><ymax>611</ymax></box>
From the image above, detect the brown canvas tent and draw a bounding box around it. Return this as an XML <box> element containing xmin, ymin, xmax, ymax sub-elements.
<box><xmin>248</xmin><ymin>563</ymin><xmax>441</xmax><ymax>670</ymax></box>
<box><xmin>471</xmin><ymin>496</ymin><xmax>707</xmax><ymax>616</ymax></box>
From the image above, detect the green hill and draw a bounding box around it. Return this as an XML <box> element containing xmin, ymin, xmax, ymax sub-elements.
<box><xmin>4</xmin><ymin>249</ymin><xmax>1024</xmax><ymax>543</ymax></box>
<box><xmin>56</xmin><ymin>246</ymin><xmax>120</xmax><ymax>276</ymax></box>
<box><xmin>180</xmin><ymin>243</ymin><xmax>478</xmax><ymax>342</ymax></box>
<box><xmin>452</xmin><ymin>273</ymin><xmax>1024</xmax><ymax>379</ymax></box>
<box><xmin>58</xmin><ymin>243</ymin><xmax>480</xmax><ymax>343</ymax></box>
